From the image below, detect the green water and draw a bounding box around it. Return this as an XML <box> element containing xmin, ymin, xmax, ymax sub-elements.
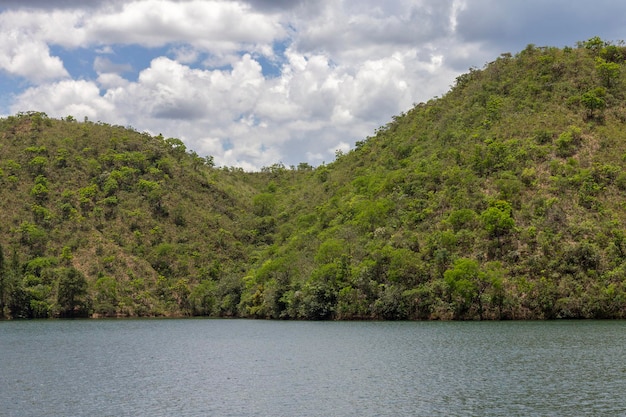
<box><xmin>1</xmin><ymin>319</ymin><xmax>625</xmax><ymax>416</ymax></box>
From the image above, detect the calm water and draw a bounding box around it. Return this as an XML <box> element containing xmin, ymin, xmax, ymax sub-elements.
<box><xmin>1</xmin><ymin>319</ymin><xmax>625</xmax><ymax>417</ymax></box>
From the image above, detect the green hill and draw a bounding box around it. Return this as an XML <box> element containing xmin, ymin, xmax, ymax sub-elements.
<box><xmin>2</xmin><ymin>37</ymin><xmax>626</xmax><ymax>320</ymax></box>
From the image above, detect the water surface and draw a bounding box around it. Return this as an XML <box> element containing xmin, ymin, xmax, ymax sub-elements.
<box><xmin>1</xmin><ymin>319</ymin><xmax>625</xmax><ymax>416</ymax></box>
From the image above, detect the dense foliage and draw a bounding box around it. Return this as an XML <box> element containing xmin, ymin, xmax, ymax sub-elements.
<box><xmin>2</xmin><ymin>38</ymin><xmax>626</xmax><ymax>320</ymax></box>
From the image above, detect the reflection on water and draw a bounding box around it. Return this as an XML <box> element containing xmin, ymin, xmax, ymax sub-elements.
<box><xmin>1</xmin><ymin>319</ymin><xmax>625</xmax><ymax>416</ymax></box>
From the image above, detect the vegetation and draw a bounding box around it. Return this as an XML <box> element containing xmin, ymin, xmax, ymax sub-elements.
<box><xmin>3</xmin><ymin>38</ymin><xmax>626</xmax><ymax>320</ymax></box>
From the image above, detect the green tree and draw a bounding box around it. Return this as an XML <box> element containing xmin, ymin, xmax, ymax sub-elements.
<box><xmin>581</xmin><ymin>36</ymin><xmax>605</xmax><ymax>54</ymax></box>
<box><xmin>57</xmin><ymin>267</ymin><xmax>89</xmax><ymax>317</ymax></box>
<box><xmin>596</xmin><ymin>58</ymin><xmax>620</xmax><ymax>88</ymax></box>
<box><xmin>189</xmin><ymin>280</ymin><xmax>216</xmax><ymax>316</ymax></box>
<box><xmin>93</xmin><ymin>275</ymin><xmax>118</xmax><ymax>316</ymax></box>
<box><xmin>481</xmin><ymin>200</ymin><xmax>515</xmax><ymax>239</ymax></box>
<box><xmin>171</xmin><ymin>278</ymin><xmax>191</xmax><ymax>313</ymax></box>
<box><xmin>297</xmin><ymin>281</ymin><xmax>337</xmax><ymax>320</ymax></box>
<box><xmin>315</xmin><ymin>238</ymin><xmax>346</xmax><ymax>264</ymax></box>
<box><xmin>165</xmin><ymin>137</ymin><xmax>187</xmax><ymax>161</ymax></box>
<box><xmin>18</xmin><ymin>221</ymin><xmax>47</xmax><ymax>255</ymax></box>
<box><xmin>447</xmin><ymin>209</ymin><xmax>478</xmax><ymax>232</ymax></box>
<box><xmin>444</xmin><ymin>258</ymin><xmax>503</xmax><ymax>319</ymax></box>
<box><xmin>28</xmin><ymin>156</ymin><xmax>48</xmax><ymax>176</ymax></box>
<box><xmin>30</xmin><ymin>175</ymin><xmax>50</xmax><ymax>203</ymax></box>
<box><xmin>373</xmin><ymin>284</ymin><xmax>407</xmax><ymax>319</ymax></box>
<box><xmin>481</xmin><ymin>200</ymin><xmax>515</xmax><ymax>259</ymax></box>
<box><xmin>252</xmin><ymin>192</ymin><xmax>275</xmax><ymax>217</ymax></box>
<box><xmin>137</xmin><ymin>179</ymin><xmax>166</xmax><ymax>215</ymax></box>
<box><xmin>555</xmin><ymin>126</ymin><xmax>583</xmax><ymax>157</ymax></box>
<box><xmin>580</xmin><ymin>88</ymin><xmax>606</xmax><ymax>119</ymax></box>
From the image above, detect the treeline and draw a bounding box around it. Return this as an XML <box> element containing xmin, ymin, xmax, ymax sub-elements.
<box><xmin>2</xmin><ymin>38</ymin><xmax>626</xmax><ymax>319</ymax></box>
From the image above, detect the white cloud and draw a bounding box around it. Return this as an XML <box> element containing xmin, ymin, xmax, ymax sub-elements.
<box><xmin>93</xmin><ymin>56</ymin><xmax>133</xmax><ymax>75</ymax></box>
<box><xmin>0</xmin><ymin>8</ymin><xmax>87</xmax><ymax>81</ymax></box>
<box><xmin>169</xmin><ymin>45</ymin><xmax>200</xmax><ymax>64</ymax></box>
<box><xmin>0</xmin><ymin>0</ymin><xmax>284</xmax><ymax>81</ymax></box>
<box><xmin>0</xmin><ymin>0</ymin><xmax>467</xmax><ymax>168</ymax></box>
<box><xmin>86</xmin><ymin>0</ymin><xmax>284</xmax><ymax>55</ymax></box>
<box><xmin>291</xmin><ymin>0</ymin><xmax>458</xmax><ymax>62</ymax></box>
<box><xmin>0</xmin><ymin>38</ymin><xmax>68</xmax><ymax>82</ymax></box>
<box><xmin>0</xmin><ymin>11</ymin><xmax>69</xmax><ymax>82</ymax></box>
<box><xmin>0</xmin><ymin>9</ymin><xmax>87</xmax><ymax>48</ymax></box>
<box><xmin>3</xmin><ymin>0</ymin><xmax>626</xmax><ymax>169</ymax></box>
<box><xmin>97</xmin><ymin>73</ymin><xmax>130</xmax><ymax>89</ymax></box>
<box><xmin>11</xmin><ymin>80</ymin><xmax>115</xmax><ymax>121</ymax></box>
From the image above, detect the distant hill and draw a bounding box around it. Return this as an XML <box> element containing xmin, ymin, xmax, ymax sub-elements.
<box><xmin>2</xmin><ymin>37</ymin><xmax>626</xmax><ymax>320</ymax></box>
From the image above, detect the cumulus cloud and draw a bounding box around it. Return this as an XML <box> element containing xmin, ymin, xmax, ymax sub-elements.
<box><xmin>291</xmin><ymin>0</ymin><xmax>458</xmax><ymax>62</ymax></box>
<box><xmin>12</xmin><ymin>80</ymin><xmax>115</xmax><ymax>121</ymax></box>
<box><xmin>0</xmin><ymin>11</ymin><xmax>70</xmax><ymax>81</ymax></box>
<box><xmin>0</xmin><ymin>38</ymin><xmax>68</xmax><ymax>82</ymax></box>
<box><xmin>0</xmin><ymin>8</ymin><xmax>90</xmax><ymax>81</ymax></box>
<box><xmin>86</xmin><ymin>0</ymin><xmax>284</xmax><ymax>54</ymax></box>
<box><xmin>2</xmin><ymin>0</ymin><xmax>626</xmax><ymax>169</ymax></box>
<box><xmin>96</xmin><ymin>73</ymin><xmax>130</xmax><ymax>89</ymax></box>
<box><xmin>0</xmin><ymin>0</ymin><xmax>501</xmax><ymax>168</ymax></box>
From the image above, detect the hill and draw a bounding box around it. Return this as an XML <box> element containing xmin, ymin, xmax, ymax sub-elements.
<box><xmin>0</xmin><ymin>114</ymin><xmax>265</xmax><ymax>318</ymax></box>
<box><xmin>2</xmin><ymin>37</ymin><xmax>626</xmax><ymax>320</ymax></box>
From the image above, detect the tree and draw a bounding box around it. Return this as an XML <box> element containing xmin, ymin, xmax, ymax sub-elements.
<box><xmin>57</xmin><ymin>267</ymin><xmax>89</xmax><ymax>317</ymax></box>
<box><xmin>297</xmin><ymin>281</ymin><xmax>337</xmax><ymax>320</ymax></box>
<box><xmin>137</xmin><ymin>179</ymin><xmax>166</xmax><ymax>216</ymax></box>
<box><xmin>165</xmin><ymin>137</ymin><xmax>187</xmax><ymax>159</ymax></box>
<box><xmin>93</xmin><ymin>275</ymin><xmax>118</xmax><ymax>316</ymax></box>
<box><xmin>481</xmin><ymin>200</ymin><xmax>515</xmax><ymax>239</ymax></box>
<box><xmin>555</xmin><ymin>126</ymin><xmax>583</xmax><ymax>157</ymax></box>
<box><xmin>596</xmin><ymin>58</ymin><xmax>620</xmax><ymax>88</ymax></box>
<box><xmin>18</xmin><ymin>221</ymin><xmax>47</xmax><ymax>255</ymax></box>
<box><xmin>580</xmin><ymin>36</ymin><xmax>605</xmax><ymax>54</ymax></box>
<box><xmin>481</xmin><ymin>200</ymin><xmax>516</xmax><ymax>259</ymax></box>
<box><xmin>600</xmin><ymin>44</ymin><xmax>625</xmax><ymax>63</ymax></box>
<box><xmin>252</xmin><ymin>193</ymin><xmax>275</xmax><ymax>216</ymax></box>
<box><xmin>28</xmin><ymin>156</ymin><xmax>48</xmax><ymax>176</ymax></box>
<box><xmin>189</xmin><ymin>280</ymin><xmax>216</xmax><ymax>316</ymax></box>
<box><xmin>580</xmin><ymin>87</ymin><xmax>606</xmax><ymax>119</ymax></box>
<box><xmin>170</xmin><ymin>278</ymin><xmax>191</xmax><ymax>313</ymax></box>
<box><xmin>444</xmin><ymin>258</ymin><xmax>503</xmax><ymax>319</ymax></box>
<box><xmin>30</xmin><ymin>175</ymin><xmax>50</xmax><ymax>203</ymax></box>
<box><xmin>373</xmin><ymin>284</ymin><xmax>407</xmax><ymax>320</ymax></box>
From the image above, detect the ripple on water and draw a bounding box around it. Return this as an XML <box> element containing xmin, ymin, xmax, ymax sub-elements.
<box><xmin>0</xmin><ymin>319</ymin><xmax>625</xmax><ymax>417</ymax></box>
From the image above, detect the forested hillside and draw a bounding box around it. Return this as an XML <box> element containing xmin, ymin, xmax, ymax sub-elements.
<box><xmin>2</xmin><ymin>37</ymin><xmax>626</xmax><ymax>320</ymax></box>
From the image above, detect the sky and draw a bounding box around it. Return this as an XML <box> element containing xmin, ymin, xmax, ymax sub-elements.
<box><xmin>1</xmin><ymin>1</ymin><xmax>626</xmax><ymax>170</ymax></box>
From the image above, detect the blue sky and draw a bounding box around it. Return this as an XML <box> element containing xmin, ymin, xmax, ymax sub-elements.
<box><xmin>2</xmin><ymin>0</ymin><xmax>626</xmax><ymax>169</ymax></box>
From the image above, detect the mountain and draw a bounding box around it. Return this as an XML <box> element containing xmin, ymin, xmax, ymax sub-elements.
<box><xmin>2</xmin><ymin>37</ymin><xmax>626</xmax><ymax>320</ymax></box>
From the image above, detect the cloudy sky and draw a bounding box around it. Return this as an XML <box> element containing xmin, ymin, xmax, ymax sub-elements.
<box><xmin>1</xmin><ymin>1</ymin><xmax>625</xmax><ymax>169</ymax></box>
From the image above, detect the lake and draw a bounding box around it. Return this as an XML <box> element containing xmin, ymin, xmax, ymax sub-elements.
<box><xmin>1</xmin><ymin>319</ymin><xmax>625</xmax><ymax>416</ymax></box>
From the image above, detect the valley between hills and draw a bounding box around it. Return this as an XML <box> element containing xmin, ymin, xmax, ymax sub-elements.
<box><xmin>2</xmin><ymin>37</ymin><xmax>626</xmax><ymax>320</ymax></box>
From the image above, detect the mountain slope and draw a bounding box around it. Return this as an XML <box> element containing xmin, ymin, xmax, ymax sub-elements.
<box><xmin>2</xmin><ymin>37</ymin><xmax>626</xmax><ymax>319</ymax></box>
<box><xmin>0</xmin><ymin>114</ymin><xmax>265</xmax><ymax>317</ymax></box>
<box><xmin>240</xmin><ymin>38</ymin><xmax>626</xmax><ymax>320</ymax></box>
